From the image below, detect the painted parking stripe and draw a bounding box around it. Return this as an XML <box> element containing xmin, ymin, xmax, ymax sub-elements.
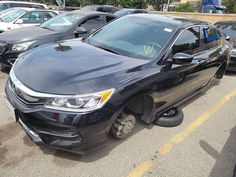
<box><xmin>126</xmin><ymin>88</ymin><xmax>236</xmax><ymax>177</ymax></box>
<box><xmin>0</xmin><ymin>92</ymin><xmax>5</xmax><ymax>96</ymax></box>
<box><xmin>126</xmin><ymin>161</ymin><xmax>153</xmax><ymax>177</ymax></box>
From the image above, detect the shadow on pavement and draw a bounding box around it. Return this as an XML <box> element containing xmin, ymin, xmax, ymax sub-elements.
<box><xmin>200</xmin><ymin>126</ymin><xmax>236</xmax><ymax>177</ymax></box>
<box><xmin>0</xmin><ymin>67</ymin><xmax>10</xmax><ymax>74</ymax></box>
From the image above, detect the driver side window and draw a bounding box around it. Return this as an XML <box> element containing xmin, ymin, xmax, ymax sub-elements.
<box><xmin>172</xmin><ymin>27</ymin><xmax>200</xmax><ymax>55</ymax></box>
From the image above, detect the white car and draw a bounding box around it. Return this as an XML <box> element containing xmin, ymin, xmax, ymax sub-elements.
<box><xmin>0</xmin><ymin>8</ymin><xmax>59</xmax><ymax>32</ymax></box>
<box><xmin>0</xmin><ymin>1</ymin><xmax>48</xmax><ymax>12</ymax></box>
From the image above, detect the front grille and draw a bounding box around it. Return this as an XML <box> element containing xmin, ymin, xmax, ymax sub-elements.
<box><xmin>9</xmin><ymin>79</ymin><xmax>47</xmax><ymax>106</ymax></box>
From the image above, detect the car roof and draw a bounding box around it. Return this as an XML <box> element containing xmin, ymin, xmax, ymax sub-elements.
<box><xmin>85</xmin><ymin>5</ymin><xmax>116</xmax><ymax>7</ymax></box>
<box><xmin>128</xmin><ymin>14</ymin><xmax>209</xmax><ymax>28</ymax></box>
<box><xmin>0</xmin><ymin>1</ymin><xmax>46</xmax><ymax>6</ymax></box>
<box><xmin>69</xmin><ymin>10</ymin><xmax>117</xmax><ymax>17</ymax></box>
<box><xmin>26</xmin><ymin>9</ymin><xmax>61</xmax><ymax>13</ymax></box>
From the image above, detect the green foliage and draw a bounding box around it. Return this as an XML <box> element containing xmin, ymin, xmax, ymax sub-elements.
<box><xmin>175</xmin><ymin>2</ymin><xmax>196</xmax><ymax>12</ymax></box>
<box><xmin>222</xmin><ymin>0</ymin><xmax>236</xmax><ymax>13</ymax></box>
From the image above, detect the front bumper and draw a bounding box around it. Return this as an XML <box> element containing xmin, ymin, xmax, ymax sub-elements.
<box><xmin>5</xmin><ymin>79</ymin><xmax>116</xmax><ymax>154</ymax></box>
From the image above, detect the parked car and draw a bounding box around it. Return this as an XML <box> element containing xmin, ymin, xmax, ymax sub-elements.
<box><xmin>0</xmin><ymin>10</ymin><xmax>117</xmax><ymax>68</ymax></box>
<box><xmin>5</xmin><ymin>14</ymin><xmax>229</xmax><ymax>154</ymax></box>
<box><xmin>81</xmin><ymin>5</ymin><xmax>119</xmax><ymax>14</ymax></box>
<box><xmin>0</xmin><ymin>8</ymin><xmax>60</xmax><ymax>32</ymax></box>
<box><xmin>114</xmin><ymin>8</ymin><xmax>149</xmax><ymax>17</ymax></box>
<box><xmin>0</xmin><ymin>1</ymin><xmax>47</xmax><ymax>12</ymax></box>
<box><xmin>215</xmin><ymin>20</ymin><xmax>236</xmax><ymax>71</ymax></box>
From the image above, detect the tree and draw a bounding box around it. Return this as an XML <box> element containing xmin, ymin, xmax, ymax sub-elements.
<box><xmin>222</xmin><ymin>0</ymin><xmax>236</xmax><ymax>13</ymax></box>
<box><xmin>175</xmin><ymin>2</ymin><xmax>196</xmax><ymax>12</ymax></box>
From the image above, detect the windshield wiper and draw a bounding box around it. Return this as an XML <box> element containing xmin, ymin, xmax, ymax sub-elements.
<box><xmin>95</xmin><ymin>45</ymin><xmax>120</xmax><ymax>55</ymax></box>
<box><xmin>41</xmin><ymin>26</ymin><xmax>54</xmax><ymax>31</ymax></box>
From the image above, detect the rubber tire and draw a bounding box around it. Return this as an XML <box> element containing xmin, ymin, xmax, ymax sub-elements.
<box><xmin>153</xmin><ymin>108</ymin><xmax>184</xmax><ymax>127</ymax></box>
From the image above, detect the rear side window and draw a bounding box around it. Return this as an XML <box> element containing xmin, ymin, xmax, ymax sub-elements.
<box><xmin>201</xmin><ymin>26</ymin><xmax>222</xmax><ymax>50</ymax></box>
<box><xmin>172</xmin><ymin>27</ymin><xmax>200</xmax><ymax>55</ymax></box>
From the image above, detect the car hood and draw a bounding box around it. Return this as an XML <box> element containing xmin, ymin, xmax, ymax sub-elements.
<box><xmin>13</xmin><ymin>39</ymin><xmax>149</xmax><ymax>95</ymax></box>
<box><xmin>0</xmin><ymin>26</ymin><xmax>57</xmax><ymax>43</ymax></box>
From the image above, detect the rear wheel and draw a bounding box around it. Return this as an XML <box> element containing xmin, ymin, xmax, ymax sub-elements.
<box><xmin>111</xmin><ymin>112</ymin><xmax>136</xmax><ymax>139</ymax></box>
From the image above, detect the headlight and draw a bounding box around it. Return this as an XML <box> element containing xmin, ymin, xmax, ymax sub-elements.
<box><xmin>44</xmin><ymin>89</ymin><xmax>115</xmax><ymax>112</ymax></box>
<box><xmin>12</xmin><ymin>41</ymin><xmax>35</xmax><ymax>51</ymax></box>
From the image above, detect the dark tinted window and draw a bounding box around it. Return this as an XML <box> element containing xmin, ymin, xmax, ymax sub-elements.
<box><xmin>201</xmin><ymin>26</ymin><xmax>221</xmax><ymax>50</ymax></box>
<box><xmin>80</xmin><ymin>16</ymin><xmax>104</xmax><ymax>32</ymax></box>
<box><xmin>105</xmin><ymin>15</ymin><xmax>116</xmax><ymax>23</ymax></box>
<box><xmin>172</xmin><ymin>27</ymin><xmax>200</xmax><ymax>55</ymax></box>
<box><xmin>97</xmin><ymin>7</ymin><xmax>104</xmax><ymax>12</ymax></box>
<box><xmin>43</xmin><ymin>12</ymin><xmax>57</xmax><ymax>22</ymax></box>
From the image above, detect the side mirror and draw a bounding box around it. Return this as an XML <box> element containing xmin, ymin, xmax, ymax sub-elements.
<box><xmin>225</xmin><ymin>35</ymin><xmax>230</xmax><ymax>41</ymax></box>
<box><xmin>15</xmin><ymin>19</ymin><xmax>23</xmax><ymax>24</ymax></box>
<box><xmin>223</xmin><ymin>33</ymin><xmax>230</xmax><ymax>41</ymax></box>
<box><xmin>74</xmin><ymin>26</ymin><xmax>87</xmax><ymax>37</ymax></box>
<box><xmin>172</xmin><ymin>53</ymin><xmax>193</xmax><ymax>65</ymax></box>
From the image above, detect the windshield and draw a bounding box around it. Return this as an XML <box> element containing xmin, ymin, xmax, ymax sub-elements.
<box><xmin>40</xmin><ymin>13</ymin><xmax>83</xmax><ymax>32</ymax></box>
<box><xmin>88</xmin><ymin>16</ymin><xmax>175</xmax><ymax>60</ymax></box>
<box><xmin>215</xmin><ymin>23</ymin><xmax>236</xmax><ymax>37</ymax></box>
<box><xmin>1</xmin><ymin>9</ymin><xmax>26</xmax><ymax>22</ymax></box>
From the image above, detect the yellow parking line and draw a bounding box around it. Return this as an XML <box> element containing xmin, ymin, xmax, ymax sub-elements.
<box><xmin>159</xmin><ymin>88</ymin><xmax>236</xmax><ymax>155</ymax></box>
<box><xmin>0</xmin><ymin>92</ymin><xmax>5</xmax><ymax>96</ymax></box>
<box><xmin>126</xmin><ymin>161</ymin><xmax>153</xmax><ymax>177</ymax></box>
<box><xmin>126</xmin><ymin>88</ymin><xmax>236</xmax><ymax>177</ymax></box>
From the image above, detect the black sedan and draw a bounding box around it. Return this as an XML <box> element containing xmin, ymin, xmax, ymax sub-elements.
<box><xmin>0</xmin><ymin>10</ymin><xmax>116</xmax><ymax>68</ymax></box>
<box><xmin>215</xmin><ymin>20</ymin><xmax>236</xmax><ymax>71</ymax></box>
<box><xmin>5</xmin><ymin>14</ymin><xmax>229</xmax><ymax>154</ymax></box>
